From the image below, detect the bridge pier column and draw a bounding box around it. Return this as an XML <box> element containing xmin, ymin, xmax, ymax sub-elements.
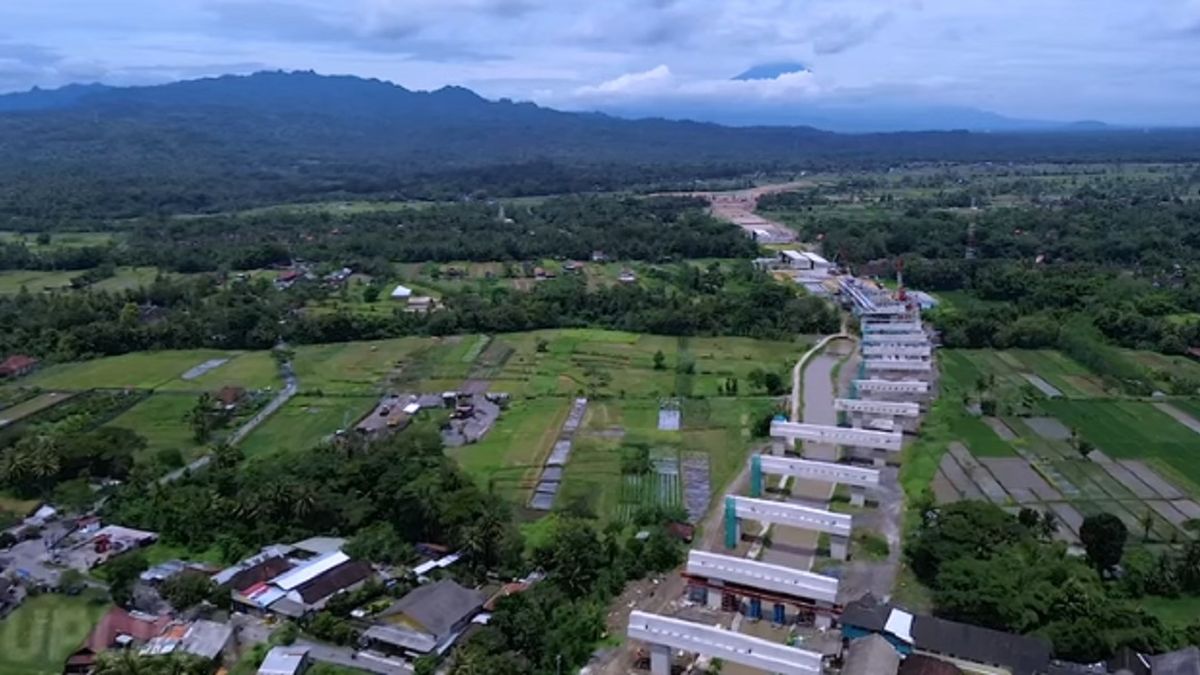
<box><xmin>872</xmin><ymin>449</ymin><xmax>887</xmax><ymax>468</ymax></box>
<box><xmin>773</xmin><ymin>602</ymin><xmax>787</xmax><ymax>625</ymax></box>
<box><xmin>772</xmin><ymin>435</ymin><xmax>785</xmax><ymax>456</ymax></box>
<box><xmin>850</xmin><ymin>485</ymin><xmax>866</xmax><ymax>508</ymax></box>
<box><xmin>830</xmin><ymin>534</ymin><xmax>849</xmax><ymax>561</ymax></box>
<box><xmin>649</xmin><ymin>643</ymin><xmax>671</xmax><ymax>675</ymax></box>
<box><xmin>815</xmin><ymin>601</ymin><xmax>834</xmax><ymax>630</ymax></box>
<box><xmin>750</xmin><ymin>455</ymin><xmax>763</xmax><ymax>498</ymax></box>
<box><xmin>705</xmin><ymin>581</ymin><xmax>723</xmax><ymax>611</ymax></box>
<box><xmin>724</xmin><ymin>497</ymin><xmax>740</xmax><ymax>550</ymax></box>
<box><xmin>748</xmin><ymin>597</ymin><xmax>762</xmax><ymax>621</ymax></box>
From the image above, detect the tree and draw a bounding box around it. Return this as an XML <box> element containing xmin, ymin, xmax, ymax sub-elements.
<box><xmin>105</xmin><ymin>551</ymin><xmax>149</xmax><ymax>607</ymax></box>
<box><xmin>762</xmin><ymin>371</ymin><xmax>785</xmax><ymax>395</ymax></box>
<box><xmin>1080</xmin><ymin>513</ymin><xmax>1128</xmax><ymax>573</ymax></box>
<box><xmin>345</xmin><ymin>522</ymin><xmax>413</xmax><ymax>565</ymax></box>
<box><xmin>652</xmin><ymin>350</ymin><xmax>665</xmax><ymax>370</ymax></box>
<box><xmin>94</xmin><ymin>652</ymin><xmax>211</xmax><ymax>675</ymax></box>
<box><xmin>362</xmin><ymin>284</ymin><xmax>381</xmax><ymax>303</ymax></box>
<box><xmin>160</xmin><ymin>573</ymin><xmax>216</xmax><ymax>610</ymax></box>
<box><xmin>187</xmin><ymin>393</ymin><xmax>213</xmax><ymax>443</ymax></box>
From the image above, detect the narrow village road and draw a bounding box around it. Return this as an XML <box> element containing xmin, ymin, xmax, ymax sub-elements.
<box><xmin>160</xmin><ymin>360</ymin><xmax>297</xmax><ymax>484</ymax></box>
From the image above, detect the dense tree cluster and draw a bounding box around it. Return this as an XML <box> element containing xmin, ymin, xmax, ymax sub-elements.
<box><xmin>909</xmin><ymin>501</ymin><xmax>1200</xmax><ymax>661</ymax></box>
<box><xmin>103</xmin><ymin>424</ymin><xmax>516</xmax><ymax>562</ymax></box>
<box><xmin>0</xmin><ymin>263</ymin><xmax>837</xmax><ymax>363</ymax></box>
<box><xmin>110</xmin><ymin>196</ymin><xmax>757</xmax><ymax>272</ymax></box>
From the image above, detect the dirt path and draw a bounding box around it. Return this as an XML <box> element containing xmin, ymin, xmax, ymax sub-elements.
<box><xmin>1155</xmin><ymin>402</ymin><xmax>1200</xmax><ymax>435</ymax></box>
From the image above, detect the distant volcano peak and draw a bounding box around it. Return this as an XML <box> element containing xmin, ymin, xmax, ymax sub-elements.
<box><xmin>732</xmin><ymin>62</ymin><xmax>810</xmax><ymax>80</ymax></box>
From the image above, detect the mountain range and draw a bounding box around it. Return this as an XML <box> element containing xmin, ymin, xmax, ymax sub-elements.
<box><xmin>0</xmin><ymin>71</ymin><xmax>1198</xmax><ymax>219</ymax></box>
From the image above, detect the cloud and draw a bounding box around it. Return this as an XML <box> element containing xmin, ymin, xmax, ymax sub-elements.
<box><xmin>570</xmin><ymin>64</ymin><xmax>822</xmax><ymax>105</ymax></box>
<box><xmin>812</xmin><ymin>11</ymin><xmax>894</xmax><ymax>54</ymax></box>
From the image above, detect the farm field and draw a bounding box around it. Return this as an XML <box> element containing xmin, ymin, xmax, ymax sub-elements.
<box><xmin>450</xmin><ymin>398</ymin><xmax>572</xmax><ymax>501</ymax></box>
<box><xmin>0</xmin><ymin>392</ymin><xmax>75</xmax><ymax>427</ymax></box>
<box><xmin>932</xmin><ymin>348</ymin><xmax>1200</xmax><ymax>545</ymax></box>
<box><xmin>0</xmin><ymin>593</ymin><xmax>110</xmax><ymax>675</ymax></box>
<box><xmin>291</xmin><ymin>336</ymin><xmax>475</xmax><ymax>394</ymax></box>
<box><xmin>0</xmin><ymin>266</ymin><xmax>173</xmax><ymax>295</ymax></box>
<box><xmin>103</xmin><ymin>392</ymin><xmax>205</xmax><ymax>462</ymax></box>
<box><xmin>488</xmin><ymin>329</ymin><xmax>805</xmax><ymax>400</ymax></box>
<box><xmin>26</xmin><ymin>350</ymin><xmax>246</xmax><ymax>391</ymax></box>
<box><xmin>175</xmin><ymin>351</ymin><xmax>282</xmax><ymax>392</ymax></box>
<box><xmin>0</xmin><ymin>230</ymin><xmax>116</xmax><ymax>250</ymax></box>
<box><xmin>940</xmin><ymin>348</ymin><xmax>1107</xmax><ymax>398</ymax></box>
<box><xmin>238</xmin><ymin>395</ymin><xmax>377</xmax><ymax>459</ymax></box>
<box><xmin>555</xmin><ymin>397</ymin><xmax>771</xmax><ymax>522</ymax></box>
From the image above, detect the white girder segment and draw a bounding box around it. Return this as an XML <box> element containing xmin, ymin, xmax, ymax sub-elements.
<box><xmin>861</xmin><ymin>304</ymin><xmax>910</xmax><ymax>316</ymax></box>
<box><xmin>862</xmin><ymin>344</ymin><xmax>931</xmax><ymax>358</ymax></box>
<box><xmin>862</xmin><ymin>321</ymin><xmax>923</xmax><ymax>334</ymax></box>
<box><xmin>729</xmin><ymin>496</ymin><xmax>852</xmax><ymax>537</ymax></box>
<box><xmin>834</xmin><ymin>398</ymin><xmax>920</xmax><ymax>417</ymax></box>
<box><xmin>864</xmin><ymin>359</ymin><xmax>933</xmax><ymax>373</ymax></box>
<box><xmin>770</xmin><ymin>420</ymin><xmax>903</xmax><ymax>452</ymax></box>
<box><xmin>855</xmin><ymin>379</ymin><xmax>929</xmax><ymax>394</ymax></box>
<box><xmin>861</xmin><ymin>332</ymin><xmax>928</xmax><ymax>345</ymax></box>
<box><xmin>628</xmin><ymin>611</ymin><xmax>823</xmax><ymax>675</ymax></box>
<box><xmin>687</xmin><ymin>551</ymin><xmax>839</xmax><ymax>603</ymax></box>
<box><xmin>758</xmin><ymin>454</ymin><xmax>880</xmax><ymax>488</ymax></box>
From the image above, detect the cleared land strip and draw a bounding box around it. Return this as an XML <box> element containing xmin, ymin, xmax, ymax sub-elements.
<box><xmin>1119</xmin><ymin>460</ymin><xmax>1184</xmax><ymax>499</ymax></box>
<box><xmin>948</xmin><ymin>442</ymin><xmax>1009</xmax><ymax>504</ymax></box>
<box><xmin>1154</xmin><ymin>402</ymin><xmax>1200</xmax><ymax>435</ymax></box>
<box><xmin>979</xmin><ymin>457</ymin><xmax>1062</xmax><ymax>503</ymax></box>
<box><xmin>937</xmin><ymin>452</ymin><xmax>985</xmax><ymax>501</ymax></box>
<box><xmin>1088</xmin><ymin>451</ymin><xmax>1159</xmax><ymax>499</ymax></box>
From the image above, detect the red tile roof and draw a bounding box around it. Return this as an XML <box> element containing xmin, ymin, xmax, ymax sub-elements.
<box><xmin>0</xmin><ymin>355</ymin><xmax>37</xmax><ymax>374</ymax></box>
<box><xmin>67</xmin><ymin>607</ymin><xmax>171</xmax><ymax>670</ymax></box>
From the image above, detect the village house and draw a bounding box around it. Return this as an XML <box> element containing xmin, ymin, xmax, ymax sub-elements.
<box><xmin>362</xmin><ymin>579</ymin><xmax>486</xmax><ymax>659</ymax></box>
<box><xmin>64</xmin><ymin>607</ymin><xmax>172</xmax><ymax>674</ymax></box>
<box><xmin>0</xmin><ymin>354</ymin><xmax>38</xmax><ymax>379</ymax></box>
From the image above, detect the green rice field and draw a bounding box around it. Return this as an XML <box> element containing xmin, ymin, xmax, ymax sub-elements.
<box><xmin>238</xmin><ymin>396</ymin><xmax>377</xmax><ymax>459</ymax></box>
<box><xmin>0</xmin><ymin>593</ymin><xmax>110</xmax><ymax>675</ymax></box>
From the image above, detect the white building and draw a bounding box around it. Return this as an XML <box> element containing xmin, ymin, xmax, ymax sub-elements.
<box><xmin>391</xmin><ymin>284</ymin><xmax>413</xmax><ymax>300</ymax></box>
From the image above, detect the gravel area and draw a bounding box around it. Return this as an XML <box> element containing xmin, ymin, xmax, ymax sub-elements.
<box><xmin>1024</xmin><ymin>416</ymin><xmax>1072</xmax><ymax>441</ymax></box>
<box><xmin>938</xmin><ymin>453</ymin><xmax>985</xmax><ymax>501</ymax></box>
<box><xmin>181</xmin><ymin>358</ymin><xmax>229</xmax><ymax>381</ymax></box>
<box><xmin>681</xmin><ymin>453</ymin><xmax>711</xmax><ymax>523</ymax></box>
<box><xmin>949</xmin><ymin>443</ymin><xmax>1009</xmax><ymax>504</ymax></box>
<box><xmin>1090</xmin><ymin>456</ymin><xmax>1159</xmax><ymax>499</ymax></box>
<box><xmin>1119</xmin><ymin>460</ymin><xmax>1184</xmax><ymax>499</ymax></box>
<box><xmin>1145</xmin><ymin>499</ymin><xmax>1191</xmax><ymax>527</ymax></box>
<box><xmin>980</xmin><ymin>457</ymin><xmax>1062</xmax><ymax>501</ymax></box>
<box><xmin>1049</xmin><ymin>502</ymin><xmax>1084</xmax><ymax>535</ymax></box>
<box><xmin>1171</xmin><ymin>500</ymin><xmax>1200</xmax><ymax>520</ymax></box>
<box><xmin>932</xmin><ymin>470</ymin><xmax>960</xmax><ymax>504</ymax></box>
<box><xmin>1022</xmin><ymin>373</ymin><xmax>1062</xmax><ymax>398</ymax></box>
<box><xmin>1155</xmin><ymin>402</ymin><xmax>1200</xmax><ymax>435</ymax></box>
<box><xmin>982</xmin><ymin>417</ymin><xmax>1018</xmax><ymax>441</ymax></box>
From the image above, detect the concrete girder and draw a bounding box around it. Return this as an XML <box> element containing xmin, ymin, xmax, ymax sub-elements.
<box><xmin>863</xmin><ymin>358</ymin><xmax>933</xmax><ymax>373</ymax></box>
<box><xmin>756</xmin><ymin>454</ymin><xmax>880</xmax><ymax>489</ymax></box>
<box><xmin>854</xmin><ymin>379</ymin><xmax>929</xmax><ymax>395</ymax></box>
<box><xmin>861</xmin><ymin>344</ymin><xmax>932</xmax><ymax>358</ymax></box>
<box><xmin>769</xmin><ymin>420</ymin><xmax>903</xmax><ymax>452</ymax></box>
<box><xmin>627</xmin><ymin>611</ymin><xmax>823</xmax><ymax>675</ymax></box>
<box><xmin>686</xmin><ymin>550</ymin><xmax>839</xmax><ymax>604</ymax></box>
<box><xmin>861</xmin><ymin>332</ymin><xmax>928</xmax><ymax>345</ymax></box>
<box><xmin>727</xmin><ymin>495</ymin><xmax>852</xmax><ymax>537</ymax></box>
<box><xmin>834</xmin><ymin>398</ymin><xmax>920</xmax><ymax>418</ymax></box>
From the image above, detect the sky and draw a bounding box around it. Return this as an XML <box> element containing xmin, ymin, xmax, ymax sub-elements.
<box><xmin>2</xmin><ymin>0</ymin><xmax>1200</xmax><ymax>125</ymax></box>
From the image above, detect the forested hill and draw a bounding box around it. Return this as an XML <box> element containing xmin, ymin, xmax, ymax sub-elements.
<box><xmin>4</xmin><ymin>70</ymin><xmax>1200</xmax><ymax>220</ymax></box>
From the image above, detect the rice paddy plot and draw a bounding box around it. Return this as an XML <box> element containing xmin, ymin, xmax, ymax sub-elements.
<box><xmin>238</xmin><ymin>396</ymin><xmax>377</xmax><ymax>459</ymax></box>
<box><xmin>0</xmin><ymin>593</ymin><xmax>110</xmax><ymax>675</ymax></box>
<box><xmin>1041</xmin><ymin>399</ymin><xmax>1200</xmax><ymax>489</ymax></box>
<box><xmin>27</xmin><ymin>349</ymin><xmax>241</xmax><ymax>391</ymax></box>
<box><xmin>616</xmin><ymin>470</ymin><xmax>682</xmax><ymax>523</ymax></box>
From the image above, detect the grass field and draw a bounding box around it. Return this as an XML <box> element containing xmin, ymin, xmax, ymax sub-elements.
<box><xmin>28</xmin><ymin>350</ymin><xmax>240</xmax><ymax>391</ymax></box>
<box><xmin>239</xmin><ymin>396</ymin><xmax>377</xmax><ymax>459</ymax></box>
<box><xmin>448</xmin><ymin>398</ymin><xmax>571</xmax><ymax>500</ymax></box>
<box><xmin>0</xmin><ymin>231</ymin><xmax>115</xmax><ymax>250</ymax></box>
<box><xmin>291</xmin><ymin>336</ymin><xmax>473</xmax><ymax>394</ymax></box>
<box><xmin>947</xmin><ymin>413</ymin><xmax>1015</xmax><ymax>457</ymax></box>
<box><xmin>1139</xmin><ymin>595</ymin><xmax>1200</xmax><ymax>630</ymax></box>
<box><xmin>0</xmin><ymin>266</ymin><xmax>174</xmax><ymax>295</ymax></box>
<box><xmin>1041</xmin><ymin>399</ymin><xmax>1200</xmax><ymax>486</ymax></box>
<box><xmin>488</xmin><ymin>329</ymin><xmax>805</xmax><ymax>400</ymax></box>
<box><xmin>0</xmin><ymin>392</ymin><xmax>75</xmax><ymax>426</ymax></box>
<box><xmin>0</xmin><ymin>593</ymin><xmax>110</xmax><ymax>675</ymax></box>
<box><xmin>25</xmin><ymin>350</ymin><xmax>280</xmax><ymax>393</ymax></box>
<box><xmin>103</xmin><ymin>393</ymin><xmax>205</xmax><ymax>462</ymax></box>
<box><xmin>940</xmin><ymin>349</ymin><xmax>1107</xmax><ymax>398</ymax></box>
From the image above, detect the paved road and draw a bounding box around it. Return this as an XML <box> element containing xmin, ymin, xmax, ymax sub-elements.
<box><xmin>160</xmin><ymin>361</ymin><xmax>297</xmax><ymax>484</ymax></box>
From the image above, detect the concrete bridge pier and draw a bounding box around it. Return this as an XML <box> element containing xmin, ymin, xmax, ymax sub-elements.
<box><xmin>650</xmin><ymin>643</ymin><xmax>671</xmax><ymax>675</ymax></box>
<box><xmin>830</xmin><ymin>534</ymin><xmax>850</xmax><ymax>561</ymax></box>
<box><xmin>851</xmin><ymin>484</ymin><xmax>867</xmax><ymax>507</ymax></box>
<box><xmin>815</xmin><ymin>601</ymin><xmax>835</xmax><ymax>630</ymax></box>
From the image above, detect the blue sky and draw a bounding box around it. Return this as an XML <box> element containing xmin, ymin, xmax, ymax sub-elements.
<box><xmin>2</xmin><ymin>0</ymin><xmax>1200</xmax><ymax>124</ymax></box>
